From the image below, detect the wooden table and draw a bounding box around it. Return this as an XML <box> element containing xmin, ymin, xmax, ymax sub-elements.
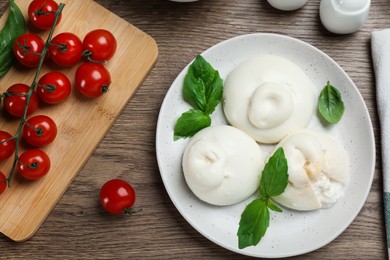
<box><xmin>0</xmin><ymin>0</ymin><xmax>386</xmax><ymax>259</ymax></box>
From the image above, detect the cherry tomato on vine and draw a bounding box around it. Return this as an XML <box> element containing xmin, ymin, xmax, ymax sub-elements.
<box><xmin>36</xmin><ymin>71</ymin><xmax>71</xmax><ymax>104</ymax></box>
<box><xmin>28</xmin><ymin>0</ymin><xmax>61</xmax><ymax>30</ymax></box>
<box><xmin>13</xmin><ymin>33</ymin><xmax>45</xmax><ymax>68</ymax></box>
<box><xmin>0</xmin><ymin>131</ymin><xmax>15</xmax><ymax>161</ymax></box>
<box><xmin>75</xmin><ymin>63</ymin><xmax>111</xmax><ymax>98</ymax></box>
<box><xmin>23</xmin><ymin>115</ymin><xmax>57</xmax><ymax>147</ymax></box>
<box><xmin>49</xmin><ymin>32</ymin><xmax>83</xmax><ymax>67</ymax></box>
<box><xmin>0</xmin><ymin>171</ymin><xmax>6</xmax><ymax>196</ymax></box>
<box><xmin>100</xmin><ymin>179</ymin><xmax>136</xmax><ymax>214</ymax></box>
<box><xmin>17</xmin><ymin>149</ymin><xmax>51</xmax><ymax>180</ymax></box>
<box><xmin>3</xmin><ymin>84</ymin><xmax>39</xmax><ymax>118</ymax></box>
<box><xmin>82</xmin><ymin>29</ymin><xmax>117</xmax><ymax>62</ymax></box>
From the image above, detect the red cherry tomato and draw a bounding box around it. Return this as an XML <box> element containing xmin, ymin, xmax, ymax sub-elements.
<box><xmin>28</xmin><ymin>0</ymin><xmax>61</xmax><ymax>30</ymax></box>
<box><xmin>82</xmin><ymin>29</ymin><xmax>117</xmax><ymax>62</ymax></box>
<box><xmin>0</xmin><ymin>171</ymin><xmax>6</xmax><ymax>196</ymax></box>
<box><xmin>13</xmin><ymin>33</ymin><xmax>45</xmax><ymax>68</ymax></box>
<box><xmin>3</xmin><ymin>84</ymin><xmax>39</xmax><ymax>118</ymax></box>
<box><xmin>100</xmin><ymin>179</ymin><xmax>136</xmax><ymax>214</ymax></box>
<box><xmin>36</xmin><ymin>71</ymin><xmax>71</xmax><ymax>104</ymax></box>
<box><xmin>17</xmin><ymin>149</ymin><xmax>51</xmax><ymax>180</ymax></box>
<box><xmin>75</xmin><ymin>63</ymin><xmax>111</xmax><ymax>98</ymax></box>
<box><xmin>0</xmin><ymin>131</ymin><xmax>15</xmax><ymax>161</ymax></box>
<box><xmin>49</xmin><ymin>32</ymin><xmax>83</xmax><ymax>67</ymax></box>
<box><xmin>23</xmin><ymin>115</ymin><xmax>57</xmax><ymax>147</ymax></box>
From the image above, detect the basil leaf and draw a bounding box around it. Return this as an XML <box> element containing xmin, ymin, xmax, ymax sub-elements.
<box><xmin>175</xmin><ymin>55</ymin><xmax>223</xmax><ymax>141</ymax></box>
<box><xmin>183</xmin><ymin>70</ymin><xmax>207</xmax><ymax>111</ymax></box>
<box><xmin>173</xmin><ymin>109</ymin><xmax>211</xmax><ymax>140</ymax></box>
<box><xmin>183</xmin><ymin>55</ymin><xmax>223</xmax><ymax>114</ymax></box>
<box><xmin>237</xmin><ymin>198</ymin><xmax>270</xmax><ymax>249</ymax></box>
<box><xmin>204</xmin><ymin>70</ymin><xmax>223</xmax><ymax>114</ymax></box>
<box><xmin>237</xmin><ymin>148</ymin><xmax>289</xmax><ymax>249</ymax></box>
<box><xmin>267</xmin><ymin>199</ymin><xmax>283</xmax><ymax>213</ymax></box>
<box><xmin>0</xmin><ymin>0</ymin><xmax>26</xmax><ymax>77</ymax></box>
<box><xmin>259</xmin><ymin>147</ymin><xmax>288</xmax><ymax>198</ymax></box>
<box><xmin>318</xmin><ymin>81</ymin><xmax>345</xmax><ymax>124</ymax></box>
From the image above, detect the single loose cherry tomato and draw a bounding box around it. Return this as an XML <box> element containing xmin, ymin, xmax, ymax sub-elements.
<box><xmin>28</xmin><ymin>0</ymin><xmax>61</xmax><ymax>30</ymax></box>
<box><xmin>13</xmin><ymin>33</ymin><xmax>45</xmax><ymax>68</ymax></box>
<box><xmin>0</xmin><ymin>171</ymin><xmax>6</xmax><ymax>196</ymax></box>
<box><xmin>0</xmin><ymin>131</ymin><xmax>15</xmax><ymax>161</ymax></box>
<box><xmin>36</xmin><ymin>71</ymin><xmax>71</xmax><ymax>104</ymax></box>
<box><xmin>75</xmin><ymin>63</ymin><xmax>111</xmax><ymax>98</ymax></box>
<box><xmin>82</xmin><ymin>29</ymin><xmax>117</xmax><ymax>62</ymax></box>
<box><xmin>23</xmin><ymin>115</ymin><xmax>57</xmax><ymax>147</ymax></box>
<box><xmin>100</xmin><ymin>179</ymin><xmax>136</xmax><ymax>214</ymax></box>
<box><xmin>17</xmin><ymin>149</ymin><xmax>51</xmax><ymax>180</ymax></box>
<box><xmin>3</xmin><ymin>84</ymin><xmax>39</xmax><ymax>118</ymax></box>
<box><xmin>49</xmin><ymin>32</ymin><xmax>83</xmax><ymax>67</ymax></box>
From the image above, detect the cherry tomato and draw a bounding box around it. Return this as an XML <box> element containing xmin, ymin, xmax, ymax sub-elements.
<box><xmin>0</xmin><ymin>131</ymin><xmax>15</xmax><ymax>161</ymax></box>
<box><xmin>49</xmin><ymin>32</ymin><xmax>83</xmax><ymax>67</ymax></box>
<box><xmin>23</xmin><ymin>115</ymin><xmax>57</xmax><ymax>147</ymax></box>
<box><xmin>36</xmin><ymin>71</ymin><xmax>71</xmax><ymax>104</ymax></box>
<box><xmin>13</xmin><ymin>33</ymin><xmax>45</xmax><ymax>68</ymax></box>
<box><xmin>100</xmin><ymin>179</ymin><xmax>136</xmax><ymax>214</ymax></box>
<box><xmin>28</xmin><ymin>0</ymin><xmax>61</xmax><ymax>30</ymax></box>
<box><xmin>17</xmin><ymin>149</ymin><xmax>51</xmax><ymax>180</ymax></box>
<box><xmin>82</xmin><ymin>29</ymin><xmax>117</xmax><ymax>62</ymax></box>
<box><xmin>75</xmin><ymin>63</ymin><xmax>111</xmax><ymax>98</ymax></box>
<box><xmin>0</xmin><ymin>171</ymin><xmax>6</xmax><ymax>196</ymax></box>
<box><xmin>3</xmin><ymin>84</ymin><xmax>39</xmax><ymax>118</ymax></box>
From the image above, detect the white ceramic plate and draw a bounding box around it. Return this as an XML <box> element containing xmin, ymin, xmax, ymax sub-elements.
<box><xmin>155</xmin><ymin>33</ymin><xmax>375</xmax><ymax>258</ymax></box>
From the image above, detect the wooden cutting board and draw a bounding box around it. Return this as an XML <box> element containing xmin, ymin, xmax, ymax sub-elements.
<box><xmin>0</xmin><ymin>0</ymin><xmax>158</xmax><ymax>241</ymax></box>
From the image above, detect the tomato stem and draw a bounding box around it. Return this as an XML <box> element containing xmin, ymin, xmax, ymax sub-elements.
<box><xmin>16</xmin><ymin>39</ymin><xmax>42</xmax><ymax>57</ymax></box>
<box><xmin>123</xmin><ymin>207</ymin><xmax>142</xmax><ymax>215</ymax></box>
<box><xmin>102</xmin><ymin>84</ymin><xmax>110</xmax><ymax>94</ymax></box>
<box><xmin>17</xmin><ymin>159</ymin><xmax>39</xmax><ymax>170</ymax></box>
<box><xmin>36</xmin><ymin>83</ymin><xmax>57</xmax><ymax>92</ymax></box>
<box><xmin>3</xmin><ymin>91</ymin><xmax>28</xmax><ymax>98</ymax></box>
<box><xmin>0</xmin><ymin>136</ymin><xmax>16</xmax><ymax>145</ymax></box>
<box><xmin>81</xmin><ymin>50</ymin><xmax>107</xmax><ymax>64</ymax></box>
<box><xmin>49</xmin><ymin>42</ymin><xmax>68</xmax><ymax>52</ymax></box>
<box><xmin>25</xmin><ymin>122</ymin><xmax>44</xmax><ymax>136</ymax></box>
<box><xmin>6</xmin><ymin>3</ymin><xmax>65</xmax><ymax>188</ymax></box>
<box><xmin>35</xmin><ymin>9</ymin><xmax>56</xmax><ymax>16</ymax></box>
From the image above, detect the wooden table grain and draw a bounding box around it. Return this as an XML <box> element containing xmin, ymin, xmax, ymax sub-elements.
<box><xmin>0</xmin><ymin>0</ymin><xmax>386</xmax><ymax>259</ymax></box>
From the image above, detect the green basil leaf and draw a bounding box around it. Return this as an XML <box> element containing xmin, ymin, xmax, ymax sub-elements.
<box><xmin>267</xmin><ymin>199</ymin><xmax>283</xmax><ymax>213</ymax></box>
<box><xmin>183</xmin><ymin>70</ymin><xmax>207</xmax><ymax>112</ymax></box>
<box><xmin>318</xmin><ymin>81</ymin><xmax>345</xmax><ymax>124</ymax></box>
<box><xmin>183</xmin><ymin>55</ymin><xmax>223</xmax><ymax>113</ymax></box>
<box><xmin>173</xmin><ymin>109</ymin><xmax>211</xmax><ymax>140</ymax></box>
<box><xmin>259</xmin><ymin>147</ymin><xmax>288</xmax><ymax>198</ymax></box>
<box><xmin>237</xmin><ymin>198</ymin><xmax>270</xmax><ymax>249</ymax></box>
<box><xmin>204</xmin><ymin>70</ymin><xmax>223</xmax><ymax>114</ymax></box>
<box><xmin>236</xmin><ymin>148</ymin><xmax>288</xmax><ymax>249</ymax></box>
<box><xmin>0</xmin><ymin>0</ymin><xmax>26</xmax><ymax>77</ymax></box>
<box><xmin>190</xmin><ymin>55</ymin><xmax>217</xmax><ymax>91</ymax></box>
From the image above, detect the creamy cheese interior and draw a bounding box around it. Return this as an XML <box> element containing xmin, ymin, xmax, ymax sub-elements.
<box><xmin>223</xmin><ymin>54</ymin><xmax>315</xmax><ymax>144</ymax></box>
<box><xmin>273</xmin><ymin>129</ymin><xmax>349</xmax><ymax>211</ymax></box>
<box><xmin>182</xmin><ymin>125</ymin><xmax>264</xmax><ymax>206</ymax></box>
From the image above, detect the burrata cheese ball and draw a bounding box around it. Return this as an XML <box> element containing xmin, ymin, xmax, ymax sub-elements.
<box><xmin>182</xmin><ymin>125</ymin><xmax>264</xmax><ymax>206</ymax></box>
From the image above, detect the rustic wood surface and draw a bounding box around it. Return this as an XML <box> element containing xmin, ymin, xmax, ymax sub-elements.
<box><xmin>0</xmin><ymin>0</ymin><xmax>158</xmax><ymax>242</ymax></box>
<box><xmin>0</xmin><ymin>0</ymin><xmax>386</xmax><ymax>259</ymax></box>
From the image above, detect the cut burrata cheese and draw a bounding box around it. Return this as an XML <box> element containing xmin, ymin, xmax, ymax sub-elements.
<box><xmin>223</xmin><ymin>54</ymin><xmax>315</xmax><ymax>144</ymax></box>
<box><xmin>273</xmin><ymin>129</ymin><xmax>349</xmax><ymax>211</ymax></box>
<box><xmin>182</xmin><ymin>125</ymin><xmax>264</xmax><ymax>206</ymax></box>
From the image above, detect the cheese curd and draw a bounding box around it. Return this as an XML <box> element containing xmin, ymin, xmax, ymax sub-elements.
<box><xmin>182</xmin><ymin>125</ymin><xmax>264</xmax><ymax>206</ymax></box>
<box><xmin>223</xmin><ymin>54</ymin><xmax>315</xmax><ymax>144</ymax></box>
<box><xmin>273</xmin><ymin>129</ymin><xmax>349</xmax><ymax>211</ymax></box>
